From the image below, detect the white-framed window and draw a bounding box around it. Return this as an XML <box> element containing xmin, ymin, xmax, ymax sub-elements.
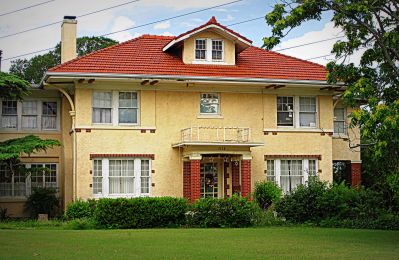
<box><xmin>118</xmin><ymin>92</ymin><xmax>138</xmax><ymax>124</ymax></box>
<box><xmin>195</xmin><ymin>39</ymin><xmax>207</xmax><ymax>60</ymax></box>
<box><xmin>0</xmin><ymin>163</ymin><xmax>58</xmax><ymax>198</ymax></box>
<box><xmin>92</xmin><ymin>91</ymin><xmax>112</xmax><ymax>124</ymax></box>
<box><xmin>200</xmin><ymin>93</ymin><xmax>220</xmax><ymax>115</ymax></box>
<box><xmin>0</xmin><ymin>99</ymin><xmax>59</xmax><ymax>131</ymax></box>
<box><xmin>92</xmin><ymin>91</ymin><xmax>140</xmax><ymax>125</ymax></box>
<box><xmin>334</xmin><ymin>107</ymin><xmax>347</xmax><ymax>134</ymax></box>
<box><xmin>277</xmin><ymin>96</ymin><xmax>317</xmax><ymax>128</ymax></box>
<box><xmin>265</xmin><ymin>158</ymin><xmax>318</xmax><ymax>194</ymax></box>
<box><xmin>212</xmin><ymin>40</ymin><xmax>223</xmax><ymax>61</ymax></box>
<box><xmin>92</xmin><ymin>158</ymin><xmax>151</xmax><ymax>198</ymax></box>
<box><xmin>194</xmin><ymin>39</ymin><xmax>224</xmax><ymax>63</ymax></box>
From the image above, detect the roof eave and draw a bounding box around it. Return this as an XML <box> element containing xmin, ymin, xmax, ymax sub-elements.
<box><xmin>44</xmin><ymin>71</ymin><xmax>338</xmax><ymax>86</ymax></box>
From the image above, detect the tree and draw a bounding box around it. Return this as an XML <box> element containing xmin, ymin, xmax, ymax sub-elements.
<box><xmin>0</xmin><ymin>73</ymin><xmax>61</xmax><ymax>191</ymax></box>
<box><xmin>263</xmin><ymin>0</ymin><xmax>398</xmax><ymax>207</ymax></box>
<box><xmin>10</xmin><ymin>36</ymin><xmax>118</xmax><ymax>84</ymax></box>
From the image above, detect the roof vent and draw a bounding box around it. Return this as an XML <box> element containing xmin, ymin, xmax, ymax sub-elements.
<box><xmin>63</xmin><ymin>15</ymin><xmax>76</xmax><ymax>20</ymax></box>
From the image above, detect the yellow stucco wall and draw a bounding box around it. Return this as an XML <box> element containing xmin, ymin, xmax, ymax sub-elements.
<box><xmin>183</xmin><ymin>30</ymin><xmax>235</xmax><ymax>65</ymax></box>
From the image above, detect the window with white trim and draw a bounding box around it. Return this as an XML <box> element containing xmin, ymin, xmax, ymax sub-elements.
<box><xmin>92</xmin><ymin>158</ymin><xmax>151</xmax><ymax>197</ymax></box>
<box><xmin>212</xmin><ymin>40</ymin><xmax>223</xmax><ymax>60</ymax></box>
<box><xmin>200</xmin><ymin>93</ymin><xmax>220</xmax><ymax>115</ymax></box>
<box><xmin>334</xmin><ymin>107</ymin><xmax>346</xmax><ymax>134</ymax></box>
<box><xmin>92</xmin><ymin>91</ymin><xmax>140</xmax><ymax>125</ymax></box>
<box><xmin>195</xmin><ymin>39</ymin><xmax>206</xmax><ymax>60</ymax></box>
<box><xmin>0</xmin><ymin>99</ymin><xmax>59</xmax><ymax>131</ymax></box>
<box><xmin>0</xmin><ymin>163</ymin><xmax>58</xmax><ymax>198</ymax></box>
<box><xmin>277</xmin><ymin>96</ymin><xmax>317</xmax><ymax>128</ymax></box>
<box><xmin>195</xmin><ymin>39</ymin><xmax>224</xmax><ymax>63</ymax></box>
<box><xmin>265</xmin><ymin>158</ymin><xmax>318</xmax><ymax>194</ymax></box>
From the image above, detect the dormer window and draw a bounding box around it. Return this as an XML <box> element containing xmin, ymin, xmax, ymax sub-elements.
<box><xmin>194</xmin><ymin>39</ymin><xmax>224</xmax><ymax>63</ymax></box>
<box><xmin>195</xmin><ymin>39</ymin><xmax>207</xmax><ymax>60</ymax></box>
<box><xmin>212</xmin><ymin>40</ymin><xmax>223</xmax><ymax>61</ymax></box>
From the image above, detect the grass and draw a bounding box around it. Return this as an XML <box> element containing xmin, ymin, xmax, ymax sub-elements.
<box><xmin>0</xmin><ymin>227</ymin><xmax>398</xmax><ymax>259</ymax></box>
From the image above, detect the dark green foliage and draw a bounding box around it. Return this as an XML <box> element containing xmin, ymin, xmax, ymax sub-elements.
<box><xmin>25</xmin><ymin>187</ymin><xmax>59</xmax><ymax>218</ymax></box>
<box><xmin>275</xmin><ymin>179</ymin><xmax>398</xmax><ymax>229</ymax></box>
<box><xmin>0</xmin><ymin>72</ymin><xmax>30</xmax><ymax>100</ymax></box>
<box><xmin>0</xmin><ymin>207</ymin><xmax>10</xmax><ymax>221</ymax></box>
<box><xmin>253</xmin><ymin>181</ymin><xmax>282</xmax><ymax>210</ymax></box>
<box><xmin>10</xmin><ymin>36</ymin><xmax>118</xmax><ymax>84</ymax></box>
<box><xmin>187</xmin><ymin>195</ymin><xmax>260</xmax><ymax>228</ymax></box>
<box><xmin>68</xmin><ymin>218</ymin><xmax>97</xmax><ymax>230</ymax></box>
<box><xmin>0</xmin><ymin>135</ymin><xmax>61</xmax><ymax>161</ymax></box>
<box><xmin>94</xmin><ymin>197</ymin><xmax>188</xmax><ymax>229</ymax></box>
<box><xmin>275</xmin><ymin>179</ymin><xmax>327</xmax><ymax>223</ymax></box>
<box><xmin>64</xmin><ymin>200</ymin><xmax>97</xmax><ymax>220</ymax></box>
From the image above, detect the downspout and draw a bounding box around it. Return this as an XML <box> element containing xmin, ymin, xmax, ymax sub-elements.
<box><xmin>45</xmin><ymin>83</ymin><xmax>77</xmax><ymax>201</ymax></box>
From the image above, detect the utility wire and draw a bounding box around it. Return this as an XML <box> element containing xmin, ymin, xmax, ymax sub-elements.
<box><xmin>0</xmin><ymin>0</ymin><xmax>55</xmax><ymax>17</ymax></box>
<box><xmin>0</xmin><ymin>0</ymin><xmax>141</xmax><ymax>39</ymax></box>
<box><xmin>2</xmin><ymin>0</ymin><xmax>243</xmax><ymax>61</ymax></box>
<box><xmin>275</xmin><ymin>36</ymin><xmax>344</xmax><ymax>52</ymax></box>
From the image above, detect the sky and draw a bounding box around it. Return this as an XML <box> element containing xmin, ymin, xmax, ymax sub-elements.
<box><xmin>0</xmin><ymin>0</ymin><xmax>359</xmax><ymax>72</ymax></box>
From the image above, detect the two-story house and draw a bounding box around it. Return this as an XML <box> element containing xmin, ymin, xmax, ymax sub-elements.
<box><xmin>0</xmin><ymin>16</ymin><xmax>361</xmax><ymax>217</ymax></box>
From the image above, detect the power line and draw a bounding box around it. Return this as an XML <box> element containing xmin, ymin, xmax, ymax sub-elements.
<box><xmin>227</xmin><ymin>16</ymin><xmax>264</xmax><ymax>26</ymax></box>
<box><xmin>2</xmin><ymin>0</ymin><xmax>244</xmax><ymax>61</ymax></box>
<box><xmin>100</xmin><ymin>0</ymin><xmax>244</xmax><ymax>37</ymax></box>
<box><xmin>275</xmin><ymin>36</ymin><xmax>344</xmax><ymax>52</ymax></box>
<box><xmin>0</xmin><ymin>0</ymin><xmax>55</xmax><ymax>17</ymax></box>
<box><xmin>0</xmin><ymin>0</ymin><xmax>141</xmax><ymax>39</ymax></box>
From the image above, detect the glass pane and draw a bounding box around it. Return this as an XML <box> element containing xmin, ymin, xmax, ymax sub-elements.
<box><xmin>299</xmin><ymin>112</ymin><xmax>316</xmax><ymax>127</ymax></box>
<box><xmin>1</xmin><ymin>115</ymin><xmax>17</xmax><ymax>128</ymax></box>
<box><xmin>299</xmin><ymin>97</ymin><xmax>316</xmax><ymax>112</ymax></box>
<box><xmin>334</xmin><ymin>108</ymin><xmax>345</xmax><ymax>120</ymax></box>
<box><xmin>93</xmin><ymin>92</ymin><xmax>112</xmax><ymax>108</ymax></box>
<box><xmin>22</xmin><ymin>101</ymin><xmax>37</xmax><ymax>115</ymax></box>
<box><xmin>22</xmin><ymin>116</ymin><xmax>37</xmax><ymax>129</ymax></box>
<box><xmin>277</xmin><ymin>97</ymin><xmax>293</xmax><ymax>112</ymax></box>
<box><xmin>2</xmin><ymin>101</ymin><xmax>17</xmax><ymax>115</ymax></box>
<box><xmin>200</xmin><ymin>93</ymin><xmax>219</xmax><ymax>114</ymax></box>
<box><xmin>308</xmin><ymin>160</ymin><xmax>317</xmax><ymax>176</ymax></box>
<box><xmin>42</xmin><ymin>102</ymin><xmax>57</xmax><ymax>116</ymax></box>
<box><xmin>93</xmin><ymin>108</ymin><xmax>112</xmax><ymax>123</ymax></box>
<box><xmin>277</xmin><ymin>112</ymin><xmax>293</xmax><ymax>126</ymax></box>
<box><xmin>0</xmin><ymin>165</ymin><xmax>12</xmax><ymax>197</ymax></box>
<box><xmin>119</xmin><ymin>92</ymin><xmax>137</xmax><ymax>108</ymax></box>
<box><xmin>118</xmin><ymin>108</ymin><xmax>137</xmax><ymax>124</ymax></box>
<box><xmin>334</xmin><ymin>121</ymin><xmax>345</xmax><ymax>134</ymax></box>
<box><xmin>42</xmin><ymin>116</ymin><xmax>56</xmax><ymax>129</ymax></box>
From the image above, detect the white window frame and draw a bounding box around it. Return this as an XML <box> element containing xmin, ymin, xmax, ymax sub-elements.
<box><xmin>92</xmin><ymin>158</ymin><xmax>151</xmax><ymax>198</ymax></box>
<box><xmin>194</xmin><ymin>38</ymin><xmax>207</xmax><ymax>60</ymax></box>
<box><xmin>333</xmin><ymin>107</ymin><xmax>347</xmax><ymax>135</ymax></box>
<box><xmin>0</xmin><ymin>163</ymin><xmax>58</xmax><ymax>199</ymax></box>
<box><xmin>92</xmin><ymin>91</ymin><xmax>140</xmax><ymax>126</ymax></box>
<box><xmin>265</xmin><ymin>158</ymin><xmax>318</xmax><ymax>194</ymax></box>
<box><xmin>277</xmin><ymin>96</ymin><xmax>318</xmax><ymax>128</ymax></box>
<box><xmin>194</xmin><ymin>38</ymin><xmax>225</xmax><ymax>64</ymax></box>
<box><xmin>199</xmin><ymin>93</ymin><xmax>221</xmax><ymax>115</ymax></box>
<box><xmin>0</xmin><ymin>98</ymin><xmax>60</xmax><ymax>132</ymax></box>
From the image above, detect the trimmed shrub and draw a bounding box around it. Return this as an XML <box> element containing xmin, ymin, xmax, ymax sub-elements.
<box><xmin>68</xmin><ymin>218</ymin><xmax>97</xmax><ymax>230</ymax></box>
<box><xmin>25</xmin><ymin>187</ymin><xmax>59</xmax><ymax>218</ymax></box>
<box><xmin>253</xmin><ymin>181</ymin><xmax>282</xmax><ymax>210</ymax></box>
<box><xmin>94</xmin><ymin>197</ymin><xmax>188</xmax><ymax>229</ymax></box>
<box><xmin>187</xmin><ymin>195</ymin><xmax>260</xmax><ymax>228</ymax></box>
<box><xmin>275</xmin><ymin>179</ymin><xmax>327</xmax><ymax>223</ymax></box>
<box><xmin>65</xmin><ymin>199</ymin><xmax>97</xmax><ymax>220</ymax></box>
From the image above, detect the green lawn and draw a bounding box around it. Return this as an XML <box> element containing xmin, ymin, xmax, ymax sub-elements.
<box><xmin>0</xmin><ymin>227</ymin><xmax>398</xmax><ymax>259</ymax></box>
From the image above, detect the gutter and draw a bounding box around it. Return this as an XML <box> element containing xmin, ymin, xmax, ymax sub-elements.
<box><xmin>43</xmin><ymin>72</ymin><xmax>342</xmax><ymax>87</ymax></box>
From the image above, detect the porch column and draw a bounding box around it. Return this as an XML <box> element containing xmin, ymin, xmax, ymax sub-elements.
<box><xmin>183</xmin><ymin>161</ymin><xmax>191</xmax><ymax>200</ymax></box>
<box><xmin>241</xmin><ymin>155</ymin><xmax>252</xmax><ymax>197</ymax></box>
<box><xmin>189</xmin><ymin>154</ymin><xmax>201</xmax><ymax>202</ymax></box>
<box><xmin>232</xmin><ymin>161</ymin><xmax>241</xmax><ymax>194</ymax></box>
<box><xmin>351</xmin><ymin>161</ymin><xmax>362</xmax><ymax>187</ymax></box>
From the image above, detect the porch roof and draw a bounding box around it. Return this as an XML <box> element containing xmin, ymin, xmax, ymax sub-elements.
<box><xmin>172</xmin><ymin>141</ymin><xmax>264</xmax><ymax>148</ymax></box>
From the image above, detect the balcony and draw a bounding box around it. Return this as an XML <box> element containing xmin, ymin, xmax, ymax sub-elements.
<box><xmin>172</xmin><ymin>126</ymin><xmax>264</xmax><ymax>147</ymax></box>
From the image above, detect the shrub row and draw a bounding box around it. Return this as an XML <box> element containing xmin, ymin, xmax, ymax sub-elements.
<box><xmin>65</xmin><ymin>196</ymin><xmax>259</xmax><ymax>228</ymax></box>
<box><xmin>275</xmin><ymin>179</ymin><xmax>399</xmax><ymax>230</ymax></box>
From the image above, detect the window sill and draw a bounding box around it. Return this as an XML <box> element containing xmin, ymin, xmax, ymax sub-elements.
<box><xmin>197</xmin><ymin>114</ymin><xmax>224</xmax><ymax>119</ymax></box>
<box><xmin>264</xmin><ymin>128</ymin><xmax>334</xmax><ymax>134</ymax></box>
<box><xmin>82</xmin><ymin>125</ymin><xmax>156</xmax><ymax>130</ymax></box>
<box><xmin>192</xmin><ymin>60</ymin><xmax>227</xmax><ymax>65</ymax></box>
<box><xmin>332</xmin><ymin>134</ymin><xmax>349</xmax><ymax>139</ymax></box>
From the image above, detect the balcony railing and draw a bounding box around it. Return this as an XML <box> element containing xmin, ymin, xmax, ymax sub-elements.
<box><xmin>180</xmin><ymin>126</ymin><xmax>251</xmax><ymax>143</ymax></box>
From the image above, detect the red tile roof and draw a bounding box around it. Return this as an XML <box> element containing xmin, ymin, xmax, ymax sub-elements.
<box><xmin>49</xmin><ymin>34</ymin><xmax>327</xmax><ymax>82</ymax></box>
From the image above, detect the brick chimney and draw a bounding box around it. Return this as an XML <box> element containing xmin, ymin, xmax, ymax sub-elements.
<box><xmin>61</xmin><ymin>16</ymin><xmax>77</xmax><ymax>63</ymax></box>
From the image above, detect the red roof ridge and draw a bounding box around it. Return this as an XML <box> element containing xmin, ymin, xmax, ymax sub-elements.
<box><xmin>251</xmin><ymin>46</ymin><xmax>326</xmax><ymax>70</ymax></box>
<box><xmin>172</xmin><ymin>16</ymin><xmax>252</xmax><ymax>44</ymax></box>
<box><xmin>48</xmin><ymin>34</ymin><xmax>175</xmax><ymax>72</ymax></box>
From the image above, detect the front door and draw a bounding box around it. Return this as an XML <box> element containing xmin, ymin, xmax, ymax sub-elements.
<box><xmin>200</xmin><ymin>162</ymin><xmax>218</xmax><ymax>198</ymax></box>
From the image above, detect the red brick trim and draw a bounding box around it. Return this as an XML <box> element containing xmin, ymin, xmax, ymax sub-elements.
<box><xmin>232</xmin><ymin>162</ymin><xmax>240</xmax><ymax>194</ymax></box>
<box><xmin>150</xmin><ymin>129</ymin><xmax>156</xmax><ymax>133</ymax></box>
<box><xmin>85</xmin><ymin>129</ymin><xmax>91</xmax><ymax>133</ymax></box>
<box><xmin>264</xmin><ymin>154</ymin><xmax>322</xmax><ymax>160</ymax></box>
<box><xmin>190</xmin><ymin>160</ymin><xmax>201</xmax><ymax>202</ymax></box>
<box><xmin>241</xmin><ymin>160</ymin><xmax>251</xmax><ymax>197</ymax></box>
<box><xmin>141</xmin><ymin>129</ymin><xmax>146</xmax><ymax>133</ymax></box>
<box><xmin>75</xmin><ymin>128</ymin><xmax>81</xmax><ymax>132</ymax></box>
<box><xmin>90</xmin><ymin>154</ymin><xmax>155</xmax><ymax>160</ymax></box>
<box><xmin>183</xmin><ymin>161</ymin><xmax>191</xmax><ymax>200</ymax></box>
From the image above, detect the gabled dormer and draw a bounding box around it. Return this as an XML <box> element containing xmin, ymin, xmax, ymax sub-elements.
<box><xmin>163</xmin><ymin>16</ymin><xmax>252</xmax><ymax>65</ymax></box>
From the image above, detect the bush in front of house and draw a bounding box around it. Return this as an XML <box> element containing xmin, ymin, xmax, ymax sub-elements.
<box><xmin>253</xmin><ymin>181</ymin><xmax>282</xmax><ymax>210</ymax></box>
<box><xmin>94</xmin><ymin>197</ymin><xmax>188</xmax><ymax>229</ymax></box>
<box><xmin>187</xmin><ymin>195</ymin><xmax>260</xmax><ymax>228</ymax></box>
<box><xmin>64</xmin><ymin>199</ymin><xmax>97</xmax><ymax>220</ymax></box>
<box><xmin>25</xmin><ymin>187</ymin><xmax>60</xmax><ymax>218</ymax></box>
